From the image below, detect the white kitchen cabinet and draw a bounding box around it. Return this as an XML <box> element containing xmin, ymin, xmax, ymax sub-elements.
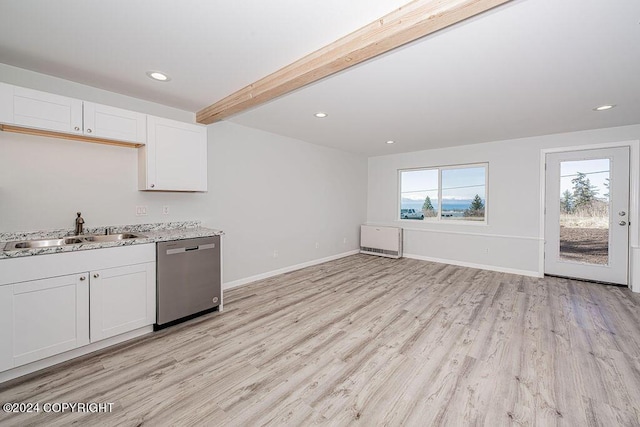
<box><xmin>139</xmin><ymin>115</ymin><xmax>207</xmax><ymax>192</ymax></box>
<box><xmin>0</xmin><ymin>83</ymin><xmax>146</xmax><ymax>145</ymax></box>
<box><xmin>0</xmin><ymin>244</ymin><xmax>155</xmax><ymax>378</ymax></box>
<box><xmin>10</xmin><ymin>85</ymin><xmax>83</xmax><ymax>134</ymax></box>
<box><xmin>83</xmin><ymin>102</ymin><xmax>146</xmax><ymax>143</ymax></box>
<box><xmin>0</xmin><ymin>285</ymin><xmax>13</xmax><ymax>372</ymax></box>
<box><xmin>0</xmin><ymin>82</ymin><xmax>14</xmax><ymax>124</ymax></box>
<box><xmin>90</xmin><ymin>262</ymin><xmax>156</xmax><ymax>342</ymax></box>
<box><xmin>4</xmin><ymin>274</ymin><xmax>89</xmax><ymax>369</ymax></box>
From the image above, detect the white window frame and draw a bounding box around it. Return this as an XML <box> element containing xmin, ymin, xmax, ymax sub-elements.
<box><xmin>398</xmin><ymin>162</ymin><xmax>489</xmax><ymax>225</ymax></box>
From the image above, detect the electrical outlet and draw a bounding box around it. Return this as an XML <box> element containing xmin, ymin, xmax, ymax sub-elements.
<box><xmin>343</xmin><ymin>237</ymin><xmax>347</xmax><ymax>244</ymax></box>
<box><xmin>315</xmin><ymin>242</ymin><xmax>319</xmax><ymax>249</ymax></box>
<box><xmin>135</xmin><ymin>206</ymin><xmax>148</xmax><ymax>216</ymax></box>
<box><xmin>162</xmin><ymin>206</ymin><xmax>170</xmax><ymax>215</ymax></box>
<box><xmin>273</xmin><ymin>250</ymin><xmax>279</xmax><ymax>258</ymax></box>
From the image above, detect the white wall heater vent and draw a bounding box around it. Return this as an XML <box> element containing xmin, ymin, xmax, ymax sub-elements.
<box><xmin>360</xmin><ymin>225</ymin><xmax>403</xmax><ymax>259</ymax></box>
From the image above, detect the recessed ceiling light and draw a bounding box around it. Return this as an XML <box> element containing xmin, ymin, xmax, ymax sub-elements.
<box><xmin>314</xmin><ymin>112</ymin><xmax>328</xmax><ymax>118</ymax></box>
<box><xmin>593</xmin><ymin>104</ymin><xmax>615</xmax><ymax>111</ymax></box>
<box><xmin>146</xmin><ymin>71</ymin><xmax>171</xmax><ymax>82</ymax></box>
<box><xmin>386</xmin><ymin>140</ymin><xmax>395</xmax><ymax>144</ymax></box>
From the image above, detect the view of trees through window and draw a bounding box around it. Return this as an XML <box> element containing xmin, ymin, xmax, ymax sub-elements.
<box><xmin>400</xmin><ymin>164</ymin><xmax>487</xmax><ymax>222</ymax></box>
<box><xmin>559</xmin><ymin>158</ymin><xmax>610</xmax><ymax>265</ymax></box>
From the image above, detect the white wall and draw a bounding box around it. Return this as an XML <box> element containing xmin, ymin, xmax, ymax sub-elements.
<box><xmin>207</xmin><ymin>122</ymin><xmax>367</xmax><ymax>285</ymax></box>
<box><xmin>0</xmin><ymin>65</ymin><xmax>368</xmax><ymax>285</ymax></box>
<box><xmin>368</xmin><ymin>125</ymin><xmax>640</xmax><ymax>277</ymax></box>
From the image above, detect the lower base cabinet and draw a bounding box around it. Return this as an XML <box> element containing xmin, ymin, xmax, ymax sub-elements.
<box><xmin>90</xmin><ymin>262</ymin><xmax>156</xmax><ymax>342</ymax></box>
<box><xmin>0</xmin><ymin>273</ymin><xmax>89</xmax><ymax>372</ymax></box>
<box><xmin>0</xmin><ymin>245</ymin><xmax>156</xmax><ymax>374</ymax></box>
<box><xmin>0</xmin><ymin>286</ymin><xmax>12</xmax><ymax>372</ymax></box>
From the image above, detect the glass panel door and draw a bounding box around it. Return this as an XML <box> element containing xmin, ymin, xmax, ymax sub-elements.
<box><xmin>545</xmin><ymin>147</ymin><xmax>629</xmax><ymax>285</ymax></box>
<box><xmin>559</xmin><ymin>159</ymin><xmax>610</xmax><ymax>265</ymax></box>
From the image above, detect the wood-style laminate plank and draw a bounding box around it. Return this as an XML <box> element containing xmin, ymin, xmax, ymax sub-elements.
<box><xmin>2</xmin><ymin>254</ymin><xmax>640</xmax><ymax>426</ymax></box>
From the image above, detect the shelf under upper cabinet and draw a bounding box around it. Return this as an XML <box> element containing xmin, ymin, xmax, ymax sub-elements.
<box><xmin>0</xmin><ymin>124</ymin><xmax>144</xmax><ymax>148</ymax></box>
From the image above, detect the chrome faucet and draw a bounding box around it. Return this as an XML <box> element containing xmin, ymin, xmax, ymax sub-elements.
<box><xmin>75</xmin><ymin>212</ymin><xmax>85</xmax><ymax>235</ymax></box>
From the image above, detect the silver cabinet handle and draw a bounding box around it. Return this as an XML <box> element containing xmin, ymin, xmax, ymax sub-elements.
<box><xmin>74</xmin><ymin>126</ymin><xmax>80</xmax><ymax>131</ymax></box>
<box><xmin>150</xmin><ymin>184</ymin><xmax>155</xmax><ymax>188</ymax></box>
<box><xmin>93</xmin><ymin>273</ymin><xmax>100</xmax><ymax>278</ymax></box>
<box><xmin>86</xmin><ymin>128</ymin><xmax>92</xmax><ymax>133</ymax></box>
<box><xmin>619</xmin><ymin>221</ymin><xmax>627</xmax><ymax>226</ymax></box>
<box><xmin>79</xmin><ymin>276</ymin><xmax>86</xmax><ymax>281</ymax></box>
<box><xmin>619</xmin><ymin>211</ymin><xmax>626</xmax><ymax>217</ymax></box>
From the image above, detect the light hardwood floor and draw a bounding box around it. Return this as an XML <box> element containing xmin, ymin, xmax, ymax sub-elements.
<box><xmin>2</xmin><ymin>254</ymin><xmax>640</xmax><ymax>426</ymax></box>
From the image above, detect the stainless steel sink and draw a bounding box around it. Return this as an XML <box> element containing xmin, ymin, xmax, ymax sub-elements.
<box><xmin>4</xmin><ymin>233</ymin><xmax>146</xmax><ymax>251</ymax></box>
<box><xmin>10</xmin><ymin>238</ymin><xmax>69</xmax><ymax>249</ymax></box>
<box><xmin>82</xmin><ymin>233</ymin><xmax>143</xmax><ymax>243</ymax></box>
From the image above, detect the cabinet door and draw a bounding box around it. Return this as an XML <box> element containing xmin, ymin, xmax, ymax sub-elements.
<box><xmin>143</xmin><ymin>115</ymin><xmax>207</xmax><ymax>191</ymax></box>
<box><xmin>12</xmin><ymin>86</ymin><xmax>83</xmax><ymax>134</ymax></box>
<box><xmin>10</xmin><ymin>274</ymin><xmax>89</xmax><ymax>368</ymax></box>
<box><xmin>90</xmin><ymin>262</ymin><xmax>156</xmax><ymax>343</ymax></box>
<box><xmin>0</xmin><ymin>285</ymin><xmax>13</xmax><ymax>372</ymax></box>
<box><xmin>83</xmin><ymin>102</ymin><xmax>146</xmax><ymax>143</ymax></box>
<box><xmin>0</xmin><ymin>82</ymin><xmax>13</xmax><ymax>124</ymax></box>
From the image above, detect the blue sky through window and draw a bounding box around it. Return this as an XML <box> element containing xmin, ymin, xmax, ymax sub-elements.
<box><xmin>401</xmin><ymin>166</ymin><xmax>486</xmax><ymax>201</ymax></box>
<box><xmin>442</xmin><ymin>167</ymin><xmax>485</xmax><ymax>200</ymax></box>
<box><xmin>401</xmin><ymin>169</ymin><xmax>438</xmax><ymax>201</ymax></box>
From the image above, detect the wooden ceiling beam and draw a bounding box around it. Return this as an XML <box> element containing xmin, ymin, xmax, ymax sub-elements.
<box><xmin>196</xmin><ymin>0</ymin><xmax>512</xmax><ymax>124</ymax></box>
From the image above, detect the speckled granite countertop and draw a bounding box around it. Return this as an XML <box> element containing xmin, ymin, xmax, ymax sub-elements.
<box><xmin>0</xmin><ymin>221</ymin><xmax>223</xmax><ymax>259</ymax></box>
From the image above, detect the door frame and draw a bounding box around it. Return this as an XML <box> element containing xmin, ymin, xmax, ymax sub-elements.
<box><xmin>539</xmin><ymin>140</ymin><xmax>640</xmax><ymax>291</ymax></box>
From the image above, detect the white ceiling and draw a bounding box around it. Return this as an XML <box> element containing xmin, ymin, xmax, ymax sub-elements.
<box><xmin>1</xmin><ymin>0</ymin><xmax>639</xmax><ymax>156</ymax></box>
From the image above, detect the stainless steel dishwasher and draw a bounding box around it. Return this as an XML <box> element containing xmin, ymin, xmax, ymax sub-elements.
<box><xmin>156</xmin><ymin>236</ymin><xmax>221</xmax><ymax>328</ymax></box>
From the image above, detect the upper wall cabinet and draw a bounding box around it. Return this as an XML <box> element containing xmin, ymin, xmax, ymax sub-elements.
<box><xmin>0</xmin><ymin>83</ymin><xmax>146</xmax><ymax>146</ymax></box>
<box><xmin>6</xmin><ymin>84</ymin><xmax>83</xmax><ymax>134</ymax></box>
<box><xmin>138</xmin><ymin>116</ymin><xmax>207</xmax><ymax>192</ymax></box>
<box><xmin>1</xmin><ymin>82</ymin><xmax>208</xmax><ymax>191</ymax></box>
<box><xmin>0</xmin><ymin>83</ymin><xmax>13</xmax><ymax>124</ymax></box>
<box><xmin>83</xmin><ymin>102</ymin><xmax>146</xmax><ymax>144</ymax></box>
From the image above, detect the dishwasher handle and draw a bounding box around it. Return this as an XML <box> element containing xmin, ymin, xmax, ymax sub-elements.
<box><xmin>166</xmin><ymin>243</ymin><xmax>215</xmax><ymax>255</ymax></box>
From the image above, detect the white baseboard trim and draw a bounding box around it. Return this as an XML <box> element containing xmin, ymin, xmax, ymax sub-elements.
<box><xmin>403</xmin><ymin>253</ymin><xmax>542</xmax><ymax>278</ymax></box>
<box><xmin>223</xmin><ymin>250</ymin><xmax>360</xmax><ymax>290</ymax></box>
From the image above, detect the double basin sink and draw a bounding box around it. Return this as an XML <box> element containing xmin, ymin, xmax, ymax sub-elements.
<box><xmin>4</xmin><ymin>233</ymin><xmax>146</xmax><ymax>251</ymax></box>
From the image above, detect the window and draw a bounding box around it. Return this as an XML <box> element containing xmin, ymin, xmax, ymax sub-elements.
<box><xmin>399</xmin><ymin>163</ymin><xmax>487</xmax><ymax>223</ymax></box>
